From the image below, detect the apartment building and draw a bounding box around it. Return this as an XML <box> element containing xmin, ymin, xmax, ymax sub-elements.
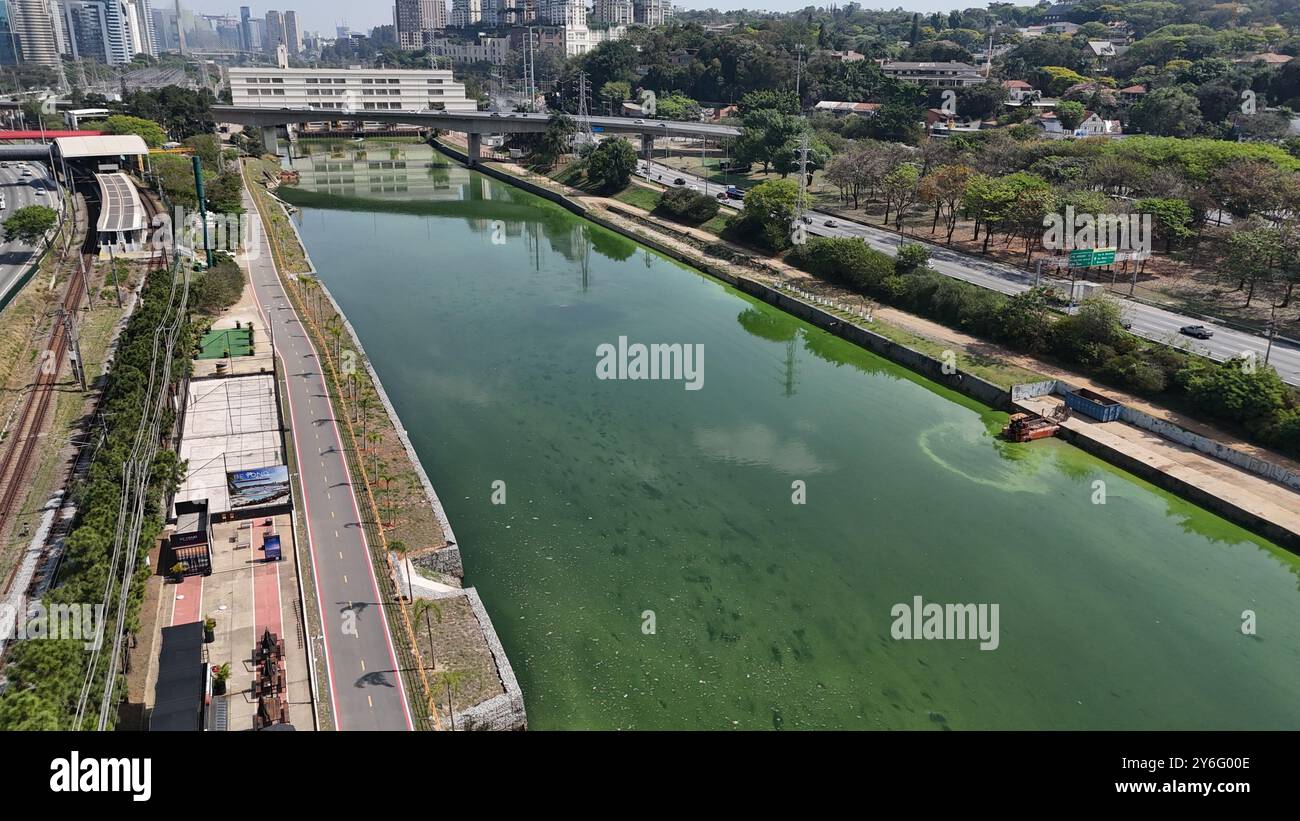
<box><xmin>879</xmin><ymin>61</ymin><xmax>987</xmax><ymax>88</ymax></box>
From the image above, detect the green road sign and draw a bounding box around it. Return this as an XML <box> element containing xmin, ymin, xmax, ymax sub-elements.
<box><xmin>1068</xmin><ymin>248</ymin><xmax>1118</xmax><ymax>267</ymax></box>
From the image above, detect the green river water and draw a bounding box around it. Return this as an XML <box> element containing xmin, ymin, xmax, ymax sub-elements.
<box><xmin>281</xmin><ymin>143</ymin><xmax>1300</xmax><ymax>730</ymax></box>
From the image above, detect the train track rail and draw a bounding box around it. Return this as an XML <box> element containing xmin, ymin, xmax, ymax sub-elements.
<box><xmin>0</xmin><ymin>168</ymin><xmax>166</xmax><ymax>593</ymax></box>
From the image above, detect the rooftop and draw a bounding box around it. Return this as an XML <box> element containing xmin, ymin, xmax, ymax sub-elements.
<box><xmin>55</xmin><ymin>134</ymin><xmax>149</xmax><ymax>159</ymax></box>
<box><xmin>95</xmin><ymin>173</ymin><xmax>146</xmax><ymax>234</ymax></box>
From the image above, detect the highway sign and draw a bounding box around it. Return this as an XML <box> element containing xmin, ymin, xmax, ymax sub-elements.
<box><xmin>1068</xmin><ymin>248</ymin><xmax>1118</xmax><ymax>267</ymax></box>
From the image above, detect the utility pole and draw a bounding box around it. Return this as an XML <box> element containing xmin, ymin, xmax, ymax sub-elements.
<box><xmin>59</xmin><ymin>309</ymin><xmax>87</xmax><ymax>392</ymax></box>
<box><xmin>193</xmin><ymin>155</ymin><xmax>214</xmax><ymax>269</ymax></box>
<box><xmin>106</xmin><ymin>243</ymin><xmax>123</xmax><ymax>307</ymax></box>
<box><xmin>1264</xmin><ymin>303</ymin><xmax>1277</xmax><ymax>365</ymax></box>
<box><xmin>795</xmin><ymin>44</ymin><xmax>804</xmax><ymax>104</ymax></box>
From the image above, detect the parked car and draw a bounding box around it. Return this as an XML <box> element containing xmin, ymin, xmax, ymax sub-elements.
<box><xmin>1179</xmin><ymin>324</ymin><xmax>1214</xmax><ymax>339</ymax></box>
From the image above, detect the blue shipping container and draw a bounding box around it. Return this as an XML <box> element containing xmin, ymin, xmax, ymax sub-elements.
<box><xmin>1065</xmin><ymin>388</ymin><xmax>1122</xmax><ymax>422</ymax></box>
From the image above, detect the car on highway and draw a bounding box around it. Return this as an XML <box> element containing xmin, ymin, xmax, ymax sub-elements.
<box><xmin>34</xmin><ymin>188</ymin><xmax>45</xmax><ymax>196</ymax></box>
<box><xmin>0</xmin><ymin>195</ymin><xmax>6</xmax><ymax>209</ymax></box>
<box><xmin>1179</xmin><ymin>324</ymin><xmax>1214</xmax><ymax>339</ymax></box>
<box><xmin>725</xmin><ymin>185</ymin><xmax>743</xmax><ymax>200</ymax></box>
<box><xmin>824</xmin><ymin>219</ymin><xmax>839</xmax><ymax>228</ymax></box>
<box><xmin>21</xmin><ymin>169</ymin><xmax>32</xmax><ymax>177</ymax></box>
<box><xmin>0</xmin><ymin>162</ymin><xmax>8</xmax><ymax>168</ymax></box>
<box><xmin>800</xmin><ymin>216</ymin><xmax>813</xmax><ymax>224</ymax></box>
<box><xmin>635</xmin><ymin>119</ymin><xmax>645</xmax><ymax>124</ymax></box>
<box><xmin>674</xmin><ymin>177</ymin><xmax>686</xmax><ymax>185</ymax></box>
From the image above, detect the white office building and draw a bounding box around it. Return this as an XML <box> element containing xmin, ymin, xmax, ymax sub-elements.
<box><xmin>633</xmin><ymin>0</ymin><xmax>672</xmax><ymax>26</ymax></box>
<box><xmin>229</xmin><ymin>66</ymin><xmax>477</xmax><ymax>114</ymax></box>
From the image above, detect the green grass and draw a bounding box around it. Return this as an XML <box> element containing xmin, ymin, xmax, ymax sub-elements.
<box><xmin>863</xmin><ymin>317</ymin><xmax>1044</xmax><ymax>388</ymax></box>
<box><xmin>612</xmin><ymin>185</ymin><xmax>661</xmax><ymax>211</ymax></box>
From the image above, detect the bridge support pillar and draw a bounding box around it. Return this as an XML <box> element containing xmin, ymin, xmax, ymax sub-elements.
<box><xmin>466</xmin><ymin>132</ymin><xmax>482</xmax><ymax>166</ymax></box>
<box><xmin>640</xmin><ymin>133</ymin><xmax>654</xmax><ymax>160</ymax></box>
<box><xmin>260</xmin><ymin>126</ymin><xmax>279</xmax><ymax>156</ymax></box>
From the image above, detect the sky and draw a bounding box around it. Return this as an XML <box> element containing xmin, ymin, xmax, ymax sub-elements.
<box><xmin>181</xmin><ymin>1</ymin><xmax>975</xmax><ymax>36</ymax></box>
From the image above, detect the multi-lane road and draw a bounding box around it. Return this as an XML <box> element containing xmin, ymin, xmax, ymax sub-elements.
<box><xmin>640</xmin><ymin>159</ymin><xmax>1300</xmax><ymax>386</ymax></box>
<box><xmin>241</xmin><ymin>186</ymin><xmax>413</xmax><ymax>731</ymax></box>
<box><xmin>0</xmin><ymin>161</ymin><xmax>58</xmax><ymax>308</ymax></box>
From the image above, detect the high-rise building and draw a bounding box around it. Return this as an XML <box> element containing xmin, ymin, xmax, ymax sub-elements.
<box><xmin>264</xmin><ymin>10</ymin><xmax>284</xmax><ymax>53</ymax></box>
<box><xmin>592</xmin><ymin>0</ymin><xmax>633</xmax><ymax>26</ymax></box>
<box><xmin>283</xmin><ymin>10</ymin><xmax>302</xmax><ymax>54</ymax></box>
<box><xmin>7</xmin><ymin>0</ymin><xmax>61</xmax><ymax>67</ymax></box>
<box><xmin>542</xmin><ymin>0</ymin><xmax>585</xmax><ymax>28</ymax></box>
<box><xmin>395</xmin><ymin>0</ymin><xmax>444</xmax><ymax>51</ymax></box>
<box><xmin>449</xmin><ymin>0</ymin><xmax>480</xmax><ymax>28</ymax></box>
<box><xmin>63</xmin><ymin>0</ymin><xmax>112</xmax><ymax>63</ymax></box>
<box><xmin>240</xmin><ymin>5</ymin><xmax>252</xmax><ymax>50</ymax></box>
<box><xmin>632</xmin><ymin>0</ymin><xmax>672</xmax><ymax>26</ymax></box>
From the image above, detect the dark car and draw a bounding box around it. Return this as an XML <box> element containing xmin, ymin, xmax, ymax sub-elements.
<box><xmin>1179</xmin><ymin>324</ymin><xmax>1214</xmax><ymax>339</ymax></box>
<box><xmin>674</xmin><ymin>177</ymin><xmax>686</xmax><ymax>185</ymax></box>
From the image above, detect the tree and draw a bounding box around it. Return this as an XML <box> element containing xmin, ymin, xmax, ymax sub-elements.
<box><xmin>1128</xmin><ymin>87</ymin><xmax>1203</xmax><ymax>137</ymax></box>
<box><xmin>919</xmin><ymin>164</ymin><xmax>973</xmax><ymax>244</ymax></box>
<box><xmin>734</xmin><ymin>109</ymin><xmax>804</xmax><ymax>173</ymax></box>
<box><xmin>3</xmin><ymin>205</ymin><xmax>58</xmax><ymax>245</ymax></box>
<box><xmin>585</xmin><ymin>138</ymin><xmax>638</xmax><ymax>193</ymax></box>
<box><xmin>728</xmin><ymin>178</ymin><xmax>804</xmax><ymax>251</ymax></box>
<box><xmin>599</xmin><ymin>80</ymin><xmax>631</xmax><ymax>115</ymax></box>
<box><xmin>880</xmin><ymin>163</ymin><xmax>921</xmax><ymax>229</ymax></box>
<box><xmin>537</xmin><ymin>112</ymin><xmax>575</xmax><ymax>167</ymax></box>
<box><xmin>1135</xmin><ymin>198</ymin><xmax>1194</xmax><ymax>252</ymax></box>
<box><xmin>81</xmin><ymin>114</ymin><xmax>168</xmax><ymax>147</ymax></box>
<box><xmin>738</xmin><ymin>90</ymin><xmax>800</xmax><ymax>116</ymax></box>
<box><xmin>1055</xmin><ymin>100</ymin><xmax>1086</xmax><ymax>132</ymax></box>
<box><xmin>1223</xmin><ymin>223</ymin><xmax>1277</xmax><ymax>306</ymax></box>
<box><xmin>655</xmin><ymin>91</ymin><xmax>701</xmax><ymax>122</ymax></box>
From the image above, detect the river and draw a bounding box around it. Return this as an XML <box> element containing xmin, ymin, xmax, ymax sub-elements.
<box><xmin>279</xmin><ymin>142</ymin><xmax>1300</xmax><ymax>730</ymax></box>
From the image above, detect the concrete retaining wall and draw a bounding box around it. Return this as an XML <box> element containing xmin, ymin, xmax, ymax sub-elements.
<box><xmin>1013</xmin><ymin>379</ymin><xmax>1300</xmax><ymax>494</ymax></box>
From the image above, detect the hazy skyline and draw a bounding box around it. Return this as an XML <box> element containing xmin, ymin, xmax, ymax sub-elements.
<box><xmin>181</xmin><ymin>1</ymin><xmax>975</xmax><ymax>36</ymax></box>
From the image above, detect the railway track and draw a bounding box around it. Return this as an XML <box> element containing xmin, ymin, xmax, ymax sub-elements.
<box><xmin>0</xmin><ymin>169</ymin><xmax>166</xmax><ymax>593</ymax></box>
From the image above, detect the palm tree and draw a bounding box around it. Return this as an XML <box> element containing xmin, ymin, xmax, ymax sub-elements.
<box><xmin>409</xmin><ymin>597</ymin><xmax>443</xmax><ymax>673</ymax></box>
<box><xmin>431</xmin><ymin>668</ymin><xmax>469</xmax><ymax>731</ymax></box>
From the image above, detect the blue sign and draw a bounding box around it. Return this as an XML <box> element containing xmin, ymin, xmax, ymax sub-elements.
<box><xmin>262</xmin><ymin>534</ymin><xmax>282</xmax><ymax>561</ymax></box>
<box><xmin>592</xmin><ymin>126</ymin><xmax>604</xmax><ymax>133</ymax></box>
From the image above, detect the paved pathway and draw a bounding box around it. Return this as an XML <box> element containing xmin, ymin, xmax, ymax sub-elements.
<box><xmin>239</xmin><ymin>186</ymin><xmax>412</xmax><ymax>731</ymax></box>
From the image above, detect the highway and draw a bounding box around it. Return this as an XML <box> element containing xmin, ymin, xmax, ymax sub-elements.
<box><xmin>241</xmin><ymin>186</ymin><xmax>414</xmax><ymax>731</ymax></box>
<box><xmin>0</xmin><ymin>160</ymin><xmax>58</xmax><ymax>308</ymax></box>
<box><xmin>641</xmin><ymin>159</ymin><xmax>1300</xmax><ymax>386</ymax></box>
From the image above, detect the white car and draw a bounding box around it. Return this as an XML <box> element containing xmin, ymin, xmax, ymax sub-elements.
<box><xmin>0</xmin><ymin>195</ymin><xmax>7</xmax><ymax>209</ymax></box>
<box><xmin>35</xmin><ymin>188</ymin><xmax>45</xmax><ymax>196</ymax></box>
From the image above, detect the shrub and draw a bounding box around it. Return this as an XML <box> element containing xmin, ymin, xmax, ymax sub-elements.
<box><xmin>655</xmin><ymin>186</ymin><xmax>721</xmax><ymax>224</ymax></box>
<box><xmin>895</xmin><ymin>243</ymin><xmax>931</xmax><ymax>274</ymax></box>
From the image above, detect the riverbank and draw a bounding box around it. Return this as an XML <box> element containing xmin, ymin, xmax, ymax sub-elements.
<box><xmin>434</xmin><ymin>139</ymin><xmax>1300</xmax><ymax>553</ymax></box>
<box><xmin>242</xmin><ymin>156</ymin><xmax>526</xmax><ymax>730</ymax></box>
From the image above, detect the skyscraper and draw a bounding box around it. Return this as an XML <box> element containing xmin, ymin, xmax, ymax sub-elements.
<box><xmin>449</xmin><ymin>0</ymin><xmax>480</xmax><ymax>28</ymax></box>
<box><xmin>264</xmin><ymin>9</ymin><xmax>283</xmax><ymax>54</ymax></box>
<box><xmin>240</xmin><ymin>5</ymin><xmax>252</xmax><ymax>50</ymax></box>
<box><xmin>283</xmin><ymin>9</ymin><xmax>301</xmax><ymax>55</ymax></box>
<box><xmin>8</xmin><ymin>0</ymin><xmax>61</xmax><ymax>68</ymax></box>
<box><xmin>395</xmin><ymin>0</ymin><xmax>443</xmax><ymax>51</ymax></box>
<box><xmin>63</xmin><ymin>0</ymin><xmax>112</xmax><ymax>63</ymax></box>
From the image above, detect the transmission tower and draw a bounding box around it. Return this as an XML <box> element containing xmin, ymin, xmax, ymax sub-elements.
<box><xmin>576</xmin><ymin>72</ymin><xmax>595</xmax><ymax>146</ymax></box>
